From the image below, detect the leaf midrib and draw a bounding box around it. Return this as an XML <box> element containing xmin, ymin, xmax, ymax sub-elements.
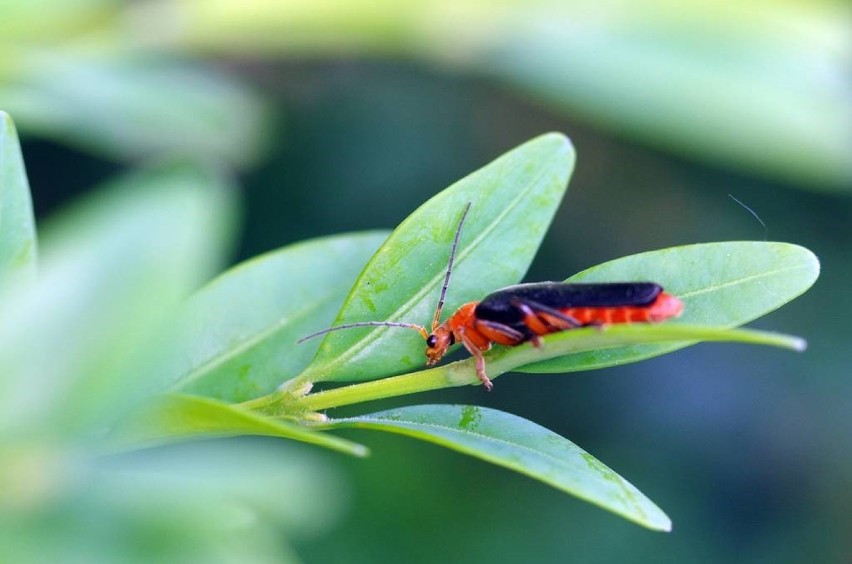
<box><xmin>678</xmin><ymin>263</ymin><xmax>810</xmax><ymax>299</ymax></box>
<box><xmin>172</xmin><ymin>292</ymin><xmax>345</xmax><ymax>390</ymax></box>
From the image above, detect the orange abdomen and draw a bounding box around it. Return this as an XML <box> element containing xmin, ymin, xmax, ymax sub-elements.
<box><xmin>560</xmin><ymin>292</ymin><xmax>683</xmax><ymax>326</ymax></box>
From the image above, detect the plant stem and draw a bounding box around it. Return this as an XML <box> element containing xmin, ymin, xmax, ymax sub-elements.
<box><xmin>242</xmin><ymin>324</ymin><xmax>805</xmax><ymax>417</ymax></box>
<box><xmin>298</xmin><ymin>361</ymin><xmax>476</xmax><ymax>412</ymax></box>
<box><xmin>239</xmin><ymin>359</ymin><xmax>479</xmax><ymax>416</ymax></box>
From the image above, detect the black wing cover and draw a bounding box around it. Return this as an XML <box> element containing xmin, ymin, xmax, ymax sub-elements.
<box><xmin>474</xmin><ymin>282</ymin><xmax>663</xmax><ymax>327</ymax></box>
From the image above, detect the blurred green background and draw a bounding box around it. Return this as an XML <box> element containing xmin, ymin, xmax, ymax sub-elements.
<box><xmin>3</xmin><ymin>0</ymin><xmax>850</xmax><ymax>562</ymax></box>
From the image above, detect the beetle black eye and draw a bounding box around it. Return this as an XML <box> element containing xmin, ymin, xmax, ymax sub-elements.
<box><xmin>426</xmin><ymin>335</ymin><xmax>437</xmax><ymax>348</ymax></box>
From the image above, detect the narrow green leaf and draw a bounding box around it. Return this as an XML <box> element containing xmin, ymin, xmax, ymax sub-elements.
<box><xmin>330</xmin><ymin>405</ymin><xmax>671</xmax><ymax>531</ymax></box>
<box><xmin>0</xmin><ymin>111</ymin><xmax>37</xmax><ymax>285</ymax></box>
<box><xmin>0</xmin><ymin>163</ymin><xmax>235</xmax><ymax>440</ymax></box>
<box><xmin>298</xmin><ymin>133</ymin><xmax>575</xmax><ymax>384</ymax></box>
<box><xmin>481</xmin><ymin>5</ymin><xmax>852</xmax><ymax>191</ymax></box>
<box><xmin>172</xmin><ymin>232</ymin><xmax>389</xmax><ymax>402</ymax></box>
<box><xmin>2</xmin><ymin>54</ymin><xmax>269</xmax><ymax>167</ymax></box>
<box><xmin>519</xmin><ymin>242</ymin><xmax>818</xmax><ymax>373</ymax></box>
<box><xmin>289</xmin><ymin>242</ymin><xmax>814</xmax><ymax>408</ymax></box>
<box><xmin>294</xmin><ymin>325</ymin><xmax>804</xmax><ymax>412</ymax></box>
<box><xmin>110</xmin><ymin>394</ymin><xmax>368</xmax><ymax>457</ymax></box>
<box><xmin>489</xmin><ymin>324</ymin><xmax>804</xmax><ymax>379</ymax></box>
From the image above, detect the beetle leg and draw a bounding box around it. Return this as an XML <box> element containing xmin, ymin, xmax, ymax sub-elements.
<box><xmin>475</xmin><ymin>318</ymin><xmax>544</xmax><ymax>348</ymax></box>
<box><xmin>473</xmin><ymin>319</ymin><xmax>526</xmax><ymax>346</ymax></box>
<box><xmin>458</xmin><ymin>328</ymin><xmax>493</xmax><ymax>391</ymax></box>
<box><xmin>511</xmin><ymin>298</ymin><xmax>582</xmax><ymax>331</ymax></box>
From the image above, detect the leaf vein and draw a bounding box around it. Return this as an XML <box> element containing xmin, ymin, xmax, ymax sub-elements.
<box><xmin>173</xmin><ymin>292</ymin><xmax>344</xmax><ymax>389</ymax></box>
<box><xmin>678</xmin><ymin>264</ymin><xmax>807</xmax><ymax>299</ymax></box>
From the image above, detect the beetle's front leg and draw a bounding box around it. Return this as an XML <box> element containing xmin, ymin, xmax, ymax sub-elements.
<box><xmin>458</xmin><ymin>329</ymin><xmax>493</xmax><ymax>391</ymax></box>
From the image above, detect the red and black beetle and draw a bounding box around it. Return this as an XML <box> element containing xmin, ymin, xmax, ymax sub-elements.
<box><xmin>300</xmin><ymin>204</ymin><xmax>683</xmax><ymax>390</ymax></box>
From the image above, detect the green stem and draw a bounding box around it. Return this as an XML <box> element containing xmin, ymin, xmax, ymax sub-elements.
<box><xmin>240</xmin><ymin>359</ymin><xmax>480</xmax><ymax>416</ymax></box>
<box><xmin>242</xmin><ymin>324</ymin><xmax>805</xmax><ymax>417</ymax></box>
<box><xmin>299</xmin><ymin>361</ymin><xmax>476</xmax><ymax>412</ymax></box>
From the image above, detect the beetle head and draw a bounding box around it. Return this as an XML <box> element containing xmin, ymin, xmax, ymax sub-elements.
<box><xmin>425</xmin><ymin>325</ymin><xmax>455</xmax><ymax>366</ymax></box>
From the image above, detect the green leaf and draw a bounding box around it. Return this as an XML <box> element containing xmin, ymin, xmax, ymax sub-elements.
<box><xmin>2</xmin><ymin>440</ymin><xmax>346</xmax><ymax>563</ymax></box>
<box><xmin>287</xmin><ymin>241</ymin><xmax>813</xmax><ymax>408</ymax></box>
<box><xmin>479</xmin><ymin>4</ymin><xmax>852</xmax><ymax>191</ymax></box>
<box><xmin>171</xmin><ymin>232</ymin><xmax>389</xmax><ymax>402</ymax></box>
<box><xmin>488</xmin><ymin>324</ymin><xmax>804</xmax><ymax>379</ymax></box>
<box><xmin>0</xmin><ymin>111</ymin><xmax>37</xmax><ymax>285</ymax></box>
<box><xmin>297</xmin><ymin>133</ymin><xmax>575</xmax><ymax>384</ymax></box>
<box><xmin>110</xmin><ymin>394</ymin><xmax>367</xmax><ymax>457</ymax></box>
<box><xmin>0</xmin><ymin>163</ymin><xmax>235</xmax><ymax>441</ymax></box>
<box><xmin>329</xmin><ymin>405</ymin><xmax>671</xmax><ymax>531</ymax></box>
<box><xmin>116</xmin><ymin>1</ymin><xmax>850</xmax><ymax>190</ymax></box>
<box><xmin>0</xmin><ymin>0</ymin><xmax>114</xmax><ymax>44</ymax></box>
<box><xmin>1</xmin><ymin>54</ymin><xmax>269</xmax><ymax>167</ymax></box>
<box><xmin>520</xmin><ymin>242</ymin><xmax>818</xmax><ymax>373</ymax></box>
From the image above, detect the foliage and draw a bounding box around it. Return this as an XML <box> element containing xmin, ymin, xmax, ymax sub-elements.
<box><xmin>0</xmin><ymin>111</ymin><xmax>334</xmax><ymax>563</ymax></box>
<box><xmin>0</xmin><ymin>114</ymin><xmax>818</xmax><ymax>560</ymax></box>
<box><xmin>1</xmin><ymin>0</ymin><xmax>848</xmax><ymax>189</ymax></box>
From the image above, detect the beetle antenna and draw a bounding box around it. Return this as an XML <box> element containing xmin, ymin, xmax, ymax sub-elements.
<box><xmin>297</xmin><ymin>321</ymin><xmax>428</xmax><ymax>344</ymax></box>
<box><xmin>728</xmin><ymin>193</ymin><xmax>768</xmax><ymax>241</ymax></box>
<box><xmin>431</xmin><ymin>202</ymin><xmax>471</xmax><ymax>331</ymax></box>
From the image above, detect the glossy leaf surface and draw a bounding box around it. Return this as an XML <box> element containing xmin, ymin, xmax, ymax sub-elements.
<box><xmin>330</xmin><ymin>405</ymin><xmax>671</xmax><ymax>531</ymax></box>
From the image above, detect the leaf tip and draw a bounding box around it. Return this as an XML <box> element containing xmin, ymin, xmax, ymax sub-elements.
<box><xmin>637</xmin><ymin>505</ymin><xmax>672</xmax><ymax>532</ymax></box>
<box><xmin>779</xmin><ymin>243</ymin><xmax>820</xmax><ymax>287</ymax></box>
<box><xmin>1</xmin><ymin>111</ymin><xmax>18</xmax><ymax>141</ymax></box>
<box><xmin>803</xmin><ymin>247</ymin><xmax>821</xmax><ymax>282</ymax></box>
<box><xmin>537</xmin><ymin>131</ymin><xmax>575</xmax><ymax>158</ymax></box>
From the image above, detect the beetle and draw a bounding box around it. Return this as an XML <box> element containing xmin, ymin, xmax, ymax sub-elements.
<box><xmin>299</xmin><ymin>203</ymin><xmax>683</xmax><ymax>390</ymax></box>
